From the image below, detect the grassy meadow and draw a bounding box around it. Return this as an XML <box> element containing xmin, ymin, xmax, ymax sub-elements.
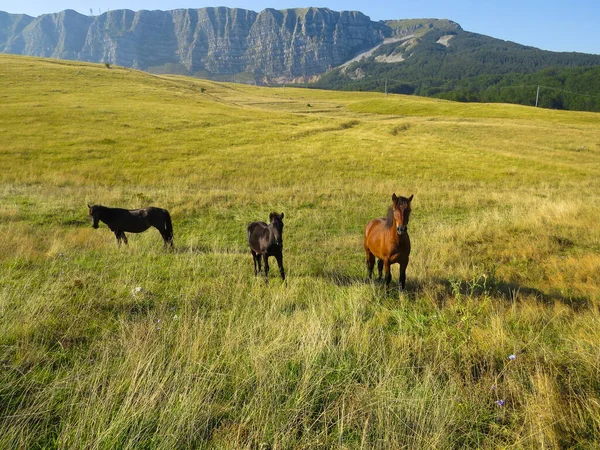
<box><xmin>1</xmin><ymin>54</ymin><xmax>600</xmax><ymax>448</ymax></box>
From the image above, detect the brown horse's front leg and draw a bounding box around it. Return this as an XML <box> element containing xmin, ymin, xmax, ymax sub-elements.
<box><xmin>399</xmin><ymin>259</ymin><xmax>408</xmax><ymax>291</ymax></box>
<box><xmin>377</xmin><ymin>259</ymin><xmax>384</xmax><ymax>281</ymax></box>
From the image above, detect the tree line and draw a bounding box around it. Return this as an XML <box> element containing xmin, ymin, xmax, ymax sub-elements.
<box><xmin>313</xmin><ymin>29</ymin><xmax>600</xmax><ymax>112</ymax></box>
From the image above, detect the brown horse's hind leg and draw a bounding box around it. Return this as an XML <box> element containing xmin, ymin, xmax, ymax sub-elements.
<box><xmin>377</xmin><ymin>259</ymin><xmax>384</xmax><ymax>280</ymax></box>
<box><xmin>383</xmin><ymin>259</ymin><xmax>392</xmax><ymax>289</ymax></box>
<box><xmin>366</xmin><ymin>251</ymin><xmax>376</xmax><ymax>279</ymax></box>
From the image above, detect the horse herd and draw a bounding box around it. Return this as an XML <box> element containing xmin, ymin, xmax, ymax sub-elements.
<box><xmin>87</xmin><ymin>193</ymin><xmax>413</xmax><ymax>289</ymax></box>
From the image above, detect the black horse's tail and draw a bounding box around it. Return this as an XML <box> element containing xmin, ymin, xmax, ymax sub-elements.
<box><xmin>164</xmin><ymin>209</ymin><xmax>174</xmax><ymax>245</ymax></box>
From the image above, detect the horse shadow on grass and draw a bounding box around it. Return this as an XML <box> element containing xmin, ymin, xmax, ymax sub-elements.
<box><xmin>171</xmin><ymin>244</ymin><xmax>248</xmax><ymax>255</ymax></box>
<box><xmin>433</xmin><ymin>276</ymin><xmax>591</xmax><ymax>311</ymax></box>
<box><xmin>320</xmin><ymin>271</ymin><xmax>591</xmax><ymax>310</ymax></box>
<box><xmin>321</xmin><ymin>271</ymin><xmax>369</xmax><ymax>287</ymax></box>
<box><xmin>320</xmin><ymin>270</ymin><xmax>421</xmax><ymax>299</ymax></box>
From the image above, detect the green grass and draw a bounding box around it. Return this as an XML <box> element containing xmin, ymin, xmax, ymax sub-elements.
<box><xmin>1</xmin><ymin>54</ymin><xmax>600</xmax><ymax>448</ymax></box>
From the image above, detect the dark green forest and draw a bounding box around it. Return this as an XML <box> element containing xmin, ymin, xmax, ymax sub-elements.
<box><xmin>313</xmin><ymin>28</ymin><xmax>600</xmax><ymax>112</ymax></box>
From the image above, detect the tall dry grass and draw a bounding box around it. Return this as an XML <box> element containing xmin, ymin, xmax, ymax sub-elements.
<box><xmin>0</xmin><ymin>54</ymin><xmax>599</xmax><ymax>448</ymax></box>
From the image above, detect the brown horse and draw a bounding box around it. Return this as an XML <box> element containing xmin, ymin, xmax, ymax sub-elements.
<box><xmin>364</xmin><ymin>193</ymin><xmax>413</xmax><ymax>290</ymax></box>
<box><xmin>88</xmin><ymin>204</ymin><xmax>174</xmax><ymax>248</ymax></box>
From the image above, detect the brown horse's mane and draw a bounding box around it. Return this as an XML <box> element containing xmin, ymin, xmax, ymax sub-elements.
<box><xmin>384</xmin><ymin>198</ymin><xmax>412</xmax><ymax>228</ymax></box>
<box><xmin>385</xmin><ymin>208</ymin><xmax>394</xmax><ymax>228</ymax></box>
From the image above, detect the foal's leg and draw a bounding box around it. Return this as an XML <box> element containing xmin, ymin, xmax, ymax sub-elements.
<box><xmin>263</xmin><ymin>254</ymin><xmax>270</xmax><ymax>282</ymax></box>
<box><xmin>366</xmin><ymin>251</ymin><xmax>376</xmax><ymax>279</ymax></box>
<box><xmin>377</xmin><ymin>259</ymin><xmax>384</xmax><ymax>281</ymax></box>
<box><xmin>251</xmin><ymin>250</ymin><xmax>259</xmax><ymax>275</ymax></box>
<box><xmin>114</xmin><ymin>230</ymin><xmax>122</xmax><ymax>247</ymax></box>
<box><xmin>275</xmin><ymin>252</ymin><xmax>285</xmax><ymax>281</ymax></box>
<box><xmin>256</xmin><ymin>253</ymin><xmax>262</xmax><ymax>274</ymax></box>
<box><xmin>121</xmin><ymin>232</ymin><xmax>128</xmax><ymax>246</ymax></box>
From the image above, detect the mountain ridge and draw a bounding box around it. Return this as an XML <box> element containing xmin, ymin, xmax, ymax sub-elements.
<box><xmin>0</xmin><ymin>7</ymin><xmax>390</xmax><ymax>81</ymax></box>
<box><xmin>2</xmin><ymin>7</ymin><xmax>600</xmax><ymax>111</ymax></box>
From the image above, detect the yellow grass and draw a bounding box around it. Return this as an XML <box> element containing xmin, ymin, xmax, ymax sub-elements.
<box><xmin>0</xmin><ymin>54</ymin><xmax>599</xmax><ymax>448</ymax></box>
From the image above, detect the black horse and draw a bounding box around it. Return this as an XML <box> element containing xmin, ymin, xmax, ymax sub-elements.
<box><xmin>88</xmin><ymin>204</ymin><xmax>174</xmax><ymax>248</ymax></box>
<box><xmin>247</xmin><ymin>212</ymin><xmax>285</xmax><ymax>281</ymax></box>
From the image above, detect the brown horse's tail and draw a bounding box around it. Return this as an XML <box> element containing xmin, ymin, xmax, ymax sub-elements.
<box><xmin>164</xmin><ymin>209</ymin><xmax>174</xmax><ymax>244</ymax></box>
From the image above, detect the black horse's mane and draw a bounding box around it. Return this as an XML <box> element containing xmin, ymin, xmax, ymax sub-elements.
<box><xmin>93</xmin><ymin>205</ymin><xmax>126</xmax><ymax>220</ymax></box>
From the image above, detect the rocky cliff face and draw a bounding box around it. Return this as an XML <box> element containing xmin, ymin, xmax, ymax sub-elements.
<box><xmin>0</xmin><ymin>7</ymin><xmax>390</xmax><ymax>81</ymax></box>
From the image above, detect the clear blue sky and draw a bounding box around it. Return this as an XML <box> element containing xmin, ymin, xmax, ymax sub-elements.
<box><xmin>2</xmin><ymin>0</ymin><xmax>599</xmax><ymax>55</ymax></box>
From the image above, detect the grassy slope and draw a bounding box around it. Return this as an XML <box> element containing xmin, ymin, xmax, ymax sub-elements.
<box><xmin>1</xmin><ymin>54</ymin><xmax>599</xmax><ymax>449</ymax></box>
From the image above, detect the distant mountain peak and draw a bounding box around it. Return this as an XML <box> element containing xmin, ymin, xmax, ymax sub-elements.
<box><xmin>0</xmin><ymin>6</ymin><xmax>394</xmax><ymax>82</ymax></box>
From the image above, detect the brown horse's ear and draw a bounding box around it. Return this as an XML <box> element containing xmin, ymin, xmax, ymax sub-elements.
<box><xmin>269</xmin><ymin>212</ymin><xmax>275</xmax><ymax>222</ymax></box>
<box><xmin>408</xmin><ymin>194</ymin><xmax>413</xmax><ymax>203</ymax></box>
<box><xmin>87</xmin><ymin>203</ymin><xmax>91</xmax><ymax>208</ymax></box>
<box><xmin>392</xmin><ymin>193</ymin><xmax>398</xmax><ymax>203</ymax></box>
<box><xmin>280</xmin><ymin>212</ymin><xmax>284</xmax><ymax>219</ymax></box>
